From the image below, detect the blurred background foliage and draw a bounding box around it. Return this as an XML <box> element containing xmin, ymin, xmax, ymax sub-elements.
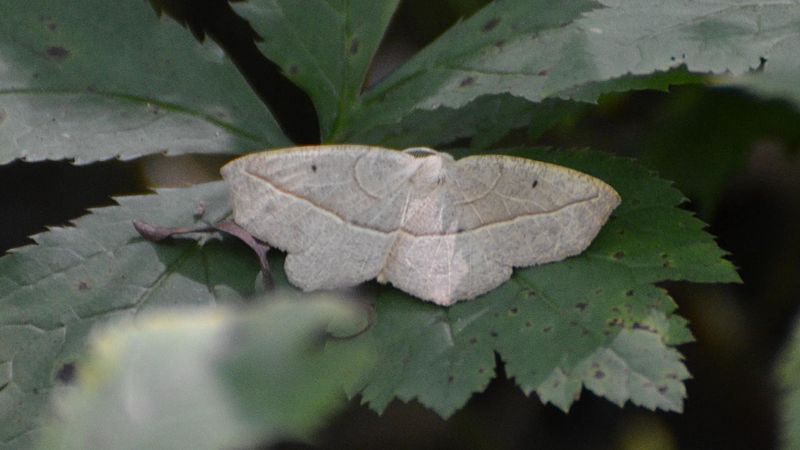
<box><xmin>2</xmin><ymin>0</ymin><xmax>799</xmax><ymax>448</ymax></box>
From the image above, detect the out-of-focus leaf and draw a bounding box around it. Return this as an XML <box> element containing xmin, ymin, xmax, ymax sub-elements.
<box><xmin>0</xmin><ymin>0</ymin><xmax>289</xmax><ymax>165</ymax></box>
<box><xmin>0</xmin><ymin>182</ymin><xmax>260</xmax><ymax>448</ymax></box>
<box><xmin>35</xmin><ymin>298</ymin><xmax>374</xmax><ymax>450</ymax></box>
<box><xmin>331</xmin><ymin>148</ymin><xmax>737</xmax><ymax>417</ymax></box>
<box><xmin>777</xmin><ymin>315</ymin><xmax>800</xmax><ymax>450</ymax></box>
<box><xmin>232</xmin><ymin>0</ymin><xmax>401</xmax><ymax>138</ymax></box>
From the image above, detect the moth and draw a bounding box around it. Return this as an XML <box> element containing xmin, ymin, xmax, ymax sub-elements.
<box><xmin>221</xmin><ymin>145</ymin><xmax>620</xmax><ymax>306</ymax></box>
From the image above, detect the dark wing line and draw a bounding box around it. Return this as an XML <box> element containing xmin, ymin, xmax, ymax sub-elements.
<box><xmin>244</xmin><ymin>169</ymin><xmax>599</xmax><ymax>237</ymax></box>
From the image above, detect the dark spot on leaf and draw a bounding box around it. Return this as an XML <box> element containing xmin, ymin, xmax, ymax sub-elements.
<box><xmin>526</xmin><ymin>290</ymin><xmax>537</xmax><ymax>298</ymax></box>
<box><xmin>460</xmin><ymin>76</ymin><xmax>476</xmax><ymax>87</ymax></box>
<box><xmin>494</xmin><ymin>39</ymin><xmax>506</xmax><ymax>48</ymax></box>
<box><xmin>531</xmin><ymin>179</ymin><xmax>538</xmax><ymax>188</ymax></box>
<box><xmin>575</xmin><ymin>302</ymin><xmax>587</xmax><ymax>312</ymax></box>
<box><xmin>670</xmin><ymin>55</ymin><xmax>676</xmax><ymax>61</ymax></box>
<box><xmin>493</xmin><ymin>312</ymin><xmax>499</xmax><ymax>318</ymax></box>
<box><xmin>490</xmin><ymin>330</ymin><xmax>498</xmax><ymax>338</ymax></box>
<box><xmin>658</xmin><ymin>386</ymin><xmax>668</xmax><ymax>394</ymax></box>
<box><xmin>595</xmin><ymin>288</ymin><xmax>603</xmax><ymax>295</ymax></box>
<box><xmin>0</xmin><ymin>109</ymin><xmax>6</xmax><ymax>125</ymax></box>
<box><xmin>46</xmin><ymin>46</ymin><xmax>70</xmax><ymax>62</ymax></box>
<box><xmin>569</xmin><ymin>320</ymin><xmax>579</xmax><ymax>327</ymax></box>
<box><xmin>86</xmin><ymin>84</ymin><xmax>98</xmax><ymax>93</ymax></box>
<box><xmin>289</xmin><ymin>65</ymin><xmax>299</xmax><ymax>76</ymax></box>
<box><xmin>46</xmin><ymin>21</ymin><xmax>58</xmax><ymax>31</ymax></box>
<box><xmin>469</xmin><ymin>337</ymin><xmax>478</xmax><ymax>344</ymax></box>
<box><xmin>56</xmin><ymin>363</ymin><xmax>76</xmax><ymax>384</ymax></box>
<box><xmin>148</xmin><ymin>104</ymin><xmax>161</xmax><ymax>115</ymax></box>
<box><xmin>482</xmin><ymin>17</ymin><xmax>501</xmax><ymax>32</ymax></box>
<box><xmin>662</xmin><ymin>260</ymin><xmax>672</xmax><ymax>268</ymax></box>
<box><xmin>617</xmin><ymin>228</ymin><xmax>625</xmax><ymax>235</ymax></box>
<box><xmin>349</xmin><ymin>39</ymin><xmax>360</xmax><ymax>55</ymax></box>
<box><xmin>611</xmin><ymin>307</ymin><xmax>620</xmax><ymax>313</ymax></box>
<box><xmin>32</xmin><ymin>388</ymin><xmax>39</xmax><ymax>394</ymax></box>
<box><xmin>448</xmin><ymin>375</ymin><xmax>454</xmax><ymax>384</ymax></box>
<box><xmin>581</xmin><ymin>329</ymin><xmax>589</xmax><ymax>336</ymax></box>
<box><xmin>632</xmin><ymin>323</ymin><xmax>655</xmax><ymax>332</ymax></box>
<box><xmin>603</xmin><ymin>330</ymin><xmax>612</xmax><ymax>336</ymax></box>
<box><xmin>543</xmin><ymin>325</ymin><xmax>552</xmax><ymax>333</ymax></box>
<box><xmin>553</xmin><ymin>380</ymin><xmax>560</xmax><ymax>388</ymax></box>
<box><xmin>594</xmin><ymin>370</ymin><xmax>605</xmax><ymax>379</ymax></box>
<box><xmin>311</xmin><ymin>164</ymin><xmax>317</xmax><ymax>172</ymax></box>
<box><xmin>525</xmin><ymin>321</ymin><xmax>532</xmax><ymax>327</ymax></box>
<box><xmin>666</xmin><ymin>372</ymin><xmax>679</xmax><ymax>380</ymax></box>
<box><xmin>607</xmin><ymin>317</ymin><xmax>624</xmax><ymax>327</ymax></box>
<box><xmin>457</xmin><ymin>227</ymin><xmax>465</xmax><ymax>233</ymax></box>
<box><xmin>626</xmin><ymin>289</ymin><xmax>635</xmax><ymax>297</ymax></box>
<box><xmin>613</xmin><ymin>251</ymin><xmax>624</xmax><ymax>259</ymax></box>
<box><xmin>509</xmin><ymin>306</ymin><xmax>518</xmax><ymax>315</ymax></box>
<box><xmin>661</xmin><ymin>253</ymin><xmax>669</xmax><ymax>259</ymax></box>
<box><xmin>77</xmin><ymin>281</ymin><xmax>89</xmax><ymax>291</ymax></box>
<box><xmin>537</xmin><ymin>69</ymin><xmax>549</xmax><ymax>76</ymax></box>
<box><xmin>479</xmin><ymin>367</ymin><xmax>486</xmax><ymax>374</ymax></box>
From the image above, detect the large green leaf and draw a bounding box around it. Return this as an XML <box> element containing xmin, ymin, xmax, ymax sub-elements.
<box><xmin>331</xmin><ymin>148</ymin><xmax>738</xmax><ymax>417</ymax></box>
<box><xmin>35</xmin><ymin>298</ymin><xmax>374</xmax><ymax>450</ymax></box>
<box><xmin>0</xmin><ymin>182</ymin><xmax>260</xmax><ymax>449</ymax></box>
<box><xmin>0</xmin><ymin>0</ymin><xmax>289</xmax><ymax>165</ymax></box>
<box><xmin>233</xmin><ymin>0</ymin><xmax>401</xmax><ymax>138</ymax></box>
<box><xmin>345</xmin><ymin>0</ymin><xmax>799</xmax><ymax>145</ymax></box>
<box><xmin>234</xmin><ymin>0</ymin><xmax>800</xmax><ymax>144</ymax></box>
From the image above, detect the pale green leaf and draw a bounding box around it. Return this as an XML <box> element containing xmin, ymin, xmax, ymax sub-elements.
<box><xmin>0</xmin><ymin>0</ymin><xmax>289</xmax><ymax>165</ymax></box>
<box><xmin>344</xmin><ymin>0</ymin><xmax>799</xmax><ymax>145</ymax></box>
<box><xmin>35</xmin><ymin>298</ymin><xmax>374</xmax><ymax>450</ymax></box>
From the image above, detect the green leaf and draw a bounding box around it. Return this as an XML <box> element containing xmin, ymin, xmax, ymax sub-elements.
<box><xmin>0</xmin><ymin>0</ymin><xmax>289</xmax><ymax>165</ymax></box>
<box><xmin>331</xmin><ymin>148</ymin><xmax>737</xmax><ymax>417</ymax></box>
<box><xmin>35</xmin><ymin>297</ymin><xmax>374</xmax><ymax>450</ymax></box>
<box><xmin>0</xmin><ymin>182</ymin><xmax>260</xmax><ymax>448</ymax></box>
<box><xmin>233</xmin><ymin>0</ymin><xmax>401</xmax><ymax>139</ymax></box>
<box><xmin>344</xmin><ymin>0</ymin><xmax>798</xmax><ymax>145</ymax></box>
<box><xmin>778</xmin><ymin>315</ymin><xmax>800</xmax><ymax>450</ymax></box>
